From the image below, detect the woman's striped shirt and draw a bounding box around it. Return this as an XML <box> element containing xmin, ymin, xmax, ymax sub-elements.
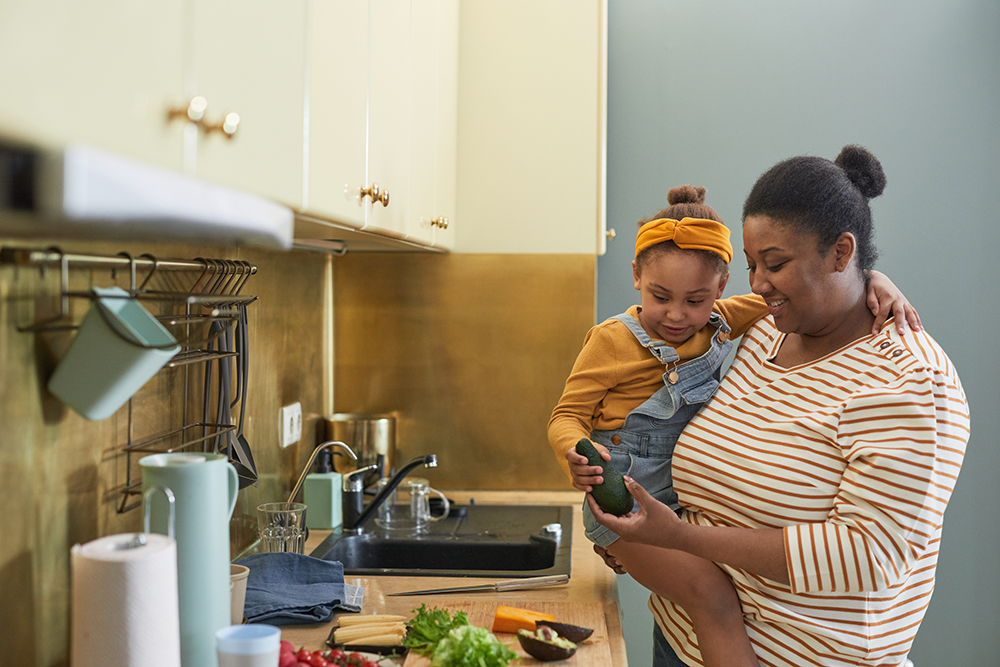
<box><xmin>654</xmin><ymin>317</ymin><xmax>970</xmax><ymax>667</ymax></box>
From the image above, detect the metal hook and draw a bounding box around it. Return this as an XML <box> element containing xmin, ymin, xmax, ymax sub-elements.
<box><xmin>190</xmin><ymin>257</ymin><xmax>212</xmax><ymax>296</ymax></box>
<box><xmin>117</xmin><ymin>251</ymin><xmax>138</xmax><ymax>292</ymax></box>
<box><xmin>42</xmin><ymin>245</ymin><xmax>71</xmax><ymax>319</ymax></box>
<box><xmin>218</xmin><ymin>259</ymin><xmax>240</xmax><ymax>297</ymax></box>
<box><xmin>205</xmin><ymin>258</ymin><xmax>229</xmax><ymax>295</ymax></box>
<box><xmin>200</xmin><ymin>257</ymin><xmax>220</xmax><ymax>295</ymax></box>
<box><xmin>137</xmin><ymin>253</ymin><xmax>160</xmax><ymax>291</ymax></box>
<box><xmin>233</xmin><ymin>261</ymin><xmax>254</xmax><ymax>297</ymax></box>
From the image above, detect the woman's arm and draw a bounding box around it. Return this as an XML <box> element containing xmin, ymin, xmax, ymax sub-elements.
<box><xmin>587</xmin><ymin>480</ymin><xmax>791</xmax><ymax>584</ymax></box>
<box><xmin>592</xmin><ymin>329</ymin><xmax>970</xmax><ymax>593</ymax></box>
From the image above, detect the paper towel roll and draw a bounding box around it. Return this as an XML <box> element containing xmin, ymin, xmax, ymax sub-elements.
<box><xmin>71</xmin><ymin>532</ymin><xmax>182</xmax><ymax>667</ymax></box>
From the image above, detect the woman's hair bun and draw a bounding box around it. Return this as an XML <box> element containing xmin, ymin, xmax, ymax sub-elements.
<box><xmin>834</xmin><ymin>145</ymin><xmax>886</xmax><ymax>199</ymax></box>
<box><xmin>666</xmin><ymin>184</ymin><xmax>706</xmax><ymax>206</ymax></box>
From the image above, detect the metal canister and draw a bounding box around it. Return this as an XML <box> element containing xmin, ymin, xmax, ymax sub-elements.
<box><xmin>321</xmin><ymin>413</ymin><xmax>397</xmax><ymax>487</ymax></box>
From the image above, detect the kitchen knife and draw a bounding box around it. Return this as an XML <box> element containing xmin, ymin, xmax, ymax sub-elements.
<box><xmin>386</xmin><ymin>574</ymin><xmax>569</xmax><ymax>596</ymax></box>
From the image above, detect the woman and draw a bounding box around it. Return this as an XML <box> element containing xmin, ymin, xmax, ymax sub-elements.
<box><xmin>590</xmin><ymin>145</ymin><xmax>970</xmax><ymax>667</ymax></box>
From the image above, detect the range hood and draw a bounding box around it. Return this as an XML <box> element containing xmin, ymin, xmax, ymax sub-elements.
<box><xmin>0</xmin><ymin>138</ymin><xmax>293</xmax><ymax>250</ymax></box>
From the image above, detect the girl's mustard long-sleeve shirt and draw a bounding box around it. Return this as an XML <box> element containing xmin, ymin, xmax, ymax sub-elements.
<box><xmin>548</xmin><ymin>294</ymin><xmax>768</xmax><ymax>479</ymax></box>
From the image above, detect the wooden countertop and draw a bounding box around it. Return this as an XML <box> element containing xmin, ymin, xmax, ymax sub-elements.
<box><xmin>280</xmin><ymin>491</ymin><xmax>627</xmax><ymax>666</ymax></box>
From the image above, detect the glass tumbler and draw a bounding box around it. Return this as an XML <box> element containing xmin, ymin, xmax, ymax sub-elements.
<box><xmin>256</xmin><ymin>502</ymin><xmax>307</xmax><ymax>553</ymax></box>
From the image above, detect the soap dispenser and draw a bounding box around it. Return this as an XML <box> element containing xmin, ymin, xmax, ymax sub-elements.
<box><xmin>303</xmin><ymin>449</ymin><xmax>342</xmax><ymax>530</ymax></box>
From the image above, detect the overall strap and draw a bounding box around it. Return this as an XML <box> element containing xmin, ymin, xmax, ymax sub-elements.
<box><xmin>611</xmin><ymin>313</ymin><xmax>679</xmax><ymax>365</ymax></box>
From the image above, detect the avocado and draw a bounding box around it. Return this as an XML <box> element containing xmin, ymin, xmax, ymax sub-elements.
<box><xmin>535</xmin><ymin>620</ymin><xmax>594</xmax><ymax>643</ymax></box>
<box><xmin>575</xmin><ymin>438</ymin><xmax>634</xmax><ymax>516</ymax></box>
<box><xmin>517</xmin><ymin>628</ymin><xmax>577</xmax><ymax>662</ymax></box>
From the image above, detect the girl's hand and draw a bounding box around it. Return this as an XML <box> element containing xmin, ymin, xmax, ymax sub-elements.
<box><xmin>565</xmin><ymin>443</ymin><xmax>610</xmax><ymax>493</ymax></box>
<box><xmin>866</xmin><ymin>270</ymin><xmax>923</xmax><ymax>334</ymax></box>
<box><xmin>586</xmin><ymin>476</ymin><xmax>683</xmax><ymax>548</ymax></box>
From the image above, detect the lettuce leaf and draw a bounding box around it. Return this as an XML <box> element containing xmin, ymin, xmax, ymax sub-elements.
<box><xmin>404</xmin><ymin>604</ymin><xmax>471</xmax><ymax>656</ymax></box>
<box><xmin>431</xmin><ymin>625</ymin><xmax>518</xmax><ymax>667</ymax></box>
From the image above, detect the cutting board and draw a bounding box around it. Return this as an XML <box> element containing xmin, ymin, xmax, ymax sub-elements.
<box><xmin>401</xmin><ymin>600</ymin><xmax>611</xmax><ymax>667</ymax></box>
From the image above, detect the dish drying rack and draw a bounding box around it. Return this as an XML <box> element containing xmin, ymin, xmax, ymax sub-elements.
<box><xmin>1</xmin><ymin>246</ymin><xmax>258</xmax><ymax>512</ymax></box>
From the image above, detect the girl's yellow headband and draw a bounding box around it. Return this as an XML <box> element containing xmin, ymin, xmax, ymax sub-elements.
<box><xmin>635</xmin><ymin>217</ymin><xmax>733</xmax><ymax>264</ymax></box>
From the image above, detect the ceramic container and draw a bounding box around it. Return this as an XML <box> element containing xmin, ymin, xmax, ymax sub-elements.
<box><xmin>142</xmin><ymin>453</ymin><xmax>238</xmax><ymax>667</ymax></box>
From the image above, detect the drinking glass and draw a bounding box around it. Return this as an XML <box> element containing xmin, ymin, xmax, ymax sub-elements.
<box><xmin>374</xmin><ymin>477</ymin><xmax>449</xmax><ymax>534</ymax></box>
<box><xmin>257</xmin><ymin>503</ymin><xmax>307</xmax><ymax>554</ymax></box>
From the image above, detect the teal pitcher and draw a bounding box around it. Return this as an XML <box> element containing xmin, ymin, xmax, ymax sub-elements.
<box><xmin>142</xmin><ymin>453</ymin><xmax>238</xmax><ymax>667</ymax></box>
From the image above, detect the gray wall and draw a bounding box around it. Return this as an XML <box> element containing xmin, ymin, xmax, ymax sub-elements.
<box><xmin>600</xmin><ymin>1</ymin><xmax>1000</xmax><ymax>665</ymax></box>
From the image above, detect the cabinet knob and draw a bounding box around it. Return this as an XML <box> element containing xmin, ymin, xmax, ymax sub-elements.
<box><xmin>167</xmin><ymin>96</ymin><xmax>208</xmax><ymax>124</ymax></box>
<box><xmin>605</xmin><ymin>228</ymin><xmax>616</xmax><ymax>240</ymax></box>
<box><xmin>431</xmin><ymin>217</ymin><xmax>449</xmax><ymax>229</ymax></box>
<box><xmin>166</xmin><ymin>98</ymin><xmax>239</xmax><ymax>139</ymax></box>
<box><xmin>204</xmin><ymin>112</ymin><xmax>240</xmax><ymax>139</ymax></box>
<box><xmin>360</xmin><ymin>184</ymin><xmax>390</xmax><ymax>207</ymax></box>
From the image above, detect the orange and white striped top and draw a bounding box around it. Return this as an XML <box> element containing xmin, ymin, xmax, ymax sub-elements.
<box><xmin>654</xmin><ymin>317</ymin><xmax>970</xmax><ymax>667</ymax></box>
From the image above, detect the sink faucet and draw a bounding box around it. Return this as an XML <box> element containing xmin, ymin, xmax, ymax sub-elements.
<box><xmin>287</xmin><ymin>440</ymin><xmax>359</xmax><ymax>508</ymax></box>
<box><xmin>342</xmin><ymin>454</ymin><xmax>438</xmax><ymax>533</ymax></box>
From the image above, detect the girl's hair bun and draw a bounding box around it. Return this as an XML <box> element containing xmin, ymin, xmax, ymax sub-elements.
<box><xmin>666</xmin><ymin>184</ymin><xmax>707</xmax><ymax>206</ymax></box>
<box><xmin>834</xmin><ymin>145</ymin><xmax>887</xmax><ymax>199</ymax></box>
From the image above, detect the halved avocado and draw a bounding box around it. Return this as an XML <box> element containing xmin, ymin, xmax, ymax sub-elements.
<box><xmin>535</xmin><ymin>620</ymin><xmax>594</xmax><ymax>643</ymax></box>
<box><xmin>517</xmin><ymin>627</ymin><xmax>578</xmax><ymax>662</ymax></box>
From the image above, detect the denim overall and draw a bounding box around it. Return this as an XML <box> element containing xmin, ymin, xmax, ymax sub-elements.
<box><xmin>583</xmin><ymin>311</ymin><xmax>733</xmax><ymax>547</ymax></box>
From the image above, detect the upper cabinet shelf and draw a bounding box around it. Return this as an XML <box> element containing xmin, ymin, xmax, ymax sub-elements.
<box><xmin>0</xmin><ymin>0</ymin><xmax>607</xmax><ymax>255</ymax></box>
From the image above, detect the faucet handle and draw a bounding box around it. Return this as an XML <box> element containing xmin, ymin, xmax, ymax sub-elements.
<box><xmin>343</xmin><ymin>464</ymin><xmax>379</xmax><ymax>492</ymax></box>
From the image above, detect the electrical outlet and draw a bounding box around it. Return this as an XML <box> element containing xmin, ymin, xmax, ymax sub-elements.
<box><xmin>279</xmin><ymin>402</ymin><xmax>302</xmax><ymax>448</ymax></box>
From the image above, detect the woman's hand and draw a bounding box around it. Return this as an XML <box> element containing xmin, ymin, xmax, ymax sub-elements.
<box><xmin>866</xmin><ymin>270</ymin><xmax>922</xmax><ymax>334</ymax></box>
<box><xmin>565</xmin><ymin>442</ymin><xmax>610</xmax><ymax>493</ymax></box>
<box><xmin>586</xmin><ymin>476</ymin><xmax>684</xmax><ymax>548</ymax></box>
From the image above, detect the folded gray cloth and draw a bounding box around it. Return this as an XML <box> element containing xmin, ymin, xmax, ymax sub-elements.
<box><xmin>237</xmin><ymin>553</ymin><xmax>365</xmax><ymax>625</ymax></box>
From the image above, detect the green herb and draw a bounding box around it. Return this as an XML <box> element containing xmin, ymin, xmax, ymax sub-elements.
<box><xmin>431</xmin><ymin>625</ymin><xmax>519</xmax><ymax>667</ymax></box>
<box><xmin>404</xmin><ymin>604</ymin><xmax>471</xmax><ymax>656</ymax></box>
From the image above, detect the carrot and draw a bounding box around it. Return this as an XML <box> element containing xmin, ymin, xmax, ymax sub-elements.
<box><xmin>491</xmin><ymin>605</ymin><xmax>555</xmax><ymax>634</ymax></box>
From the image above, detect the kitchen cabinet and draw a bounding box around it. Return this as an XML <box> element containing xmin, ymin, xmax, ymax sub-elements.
<box><xmin>0</xmin><ymin>0</ymin><xmax>186</xmax><ymax>170</ymax></box>
<box><xmin>0</xmin><ymin>0</ymin><xmax>306</xmax><ymax>211</ymax></box>
<box><xmin>186</xmin><ymin>0</ymin><xmax>308</xmax><ymax>210</ymax></box>
<box><xmin>306</xmin><ymin>0</ymin><xmax>412</xmax><ymax>237</ymax></box>
<box><xmin>406</xmin><ymin>0</ymin><xmax>459</xmax><ymax>249</ymax></box>
<box><xmin>304</xmin><ymin>0</ymin><xmax>458</xmax><ymax>249</ymax></box>
<box><xmin>305</xmin><ymin>0</ymin><xmax>369</xmax><ymax>229</ymax></box>
<box><xmin>454</xmin><ymin>0</ymin><xmax>608</xmax><ymax>255</ymax></box>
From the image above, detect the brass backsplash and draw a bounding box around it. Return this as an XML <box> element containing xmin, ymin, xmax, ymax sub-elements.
<box><xmin>332</xmin><ymin>253</ymin><xmax>595</xmax><ymax>491</ymax></box>
<box><xmin>0</xmin><ymin>236</ymin><xmax>327</xmax><ymax>665</ymax></box>
<box><xmin>1</xmin><ymin>240</ymin><xmax>595</xmax><ymax>664</ymax></box>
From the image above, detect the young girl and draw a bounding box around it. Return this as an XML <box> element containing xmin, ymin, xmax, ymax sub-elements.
<box><xmin>548</xmin><ymin>185</ymin><xmax>919</xmax><ymax>667</ymax></box>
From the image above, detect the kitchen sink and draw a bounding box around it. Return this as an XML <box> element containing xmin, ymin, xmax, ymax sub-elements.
<box><xmin>309</xmin><ymin>503</ymin><xmax>573</xmax><ymax>578</ymax></box>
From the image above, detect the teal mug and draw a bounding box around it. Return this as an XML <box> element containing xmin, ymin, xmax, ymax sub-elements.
<box><xmin>143</xmin><ymin>453</ymin><xmax>238</xmax><ymax>667</ymax></box>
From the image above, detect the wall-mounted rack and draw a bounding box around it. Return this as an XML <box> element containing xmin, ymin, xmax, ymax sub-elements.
<box><xmin>0</xmin><ymin>245</ymin><xmax>259</xmax><ymax>512</ymax></box>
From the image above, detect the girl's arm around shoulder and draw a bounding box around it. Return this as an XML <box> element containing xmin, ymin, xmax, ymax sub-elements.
<box><xmin>714</xmin><ymin>270</ymin><xmax>922</xmax><ymax>340</ymax></box>
<box><xmin>713</xmin><ymin>294</ymin><xmax>769</xmax><ymax>339</ymax></box>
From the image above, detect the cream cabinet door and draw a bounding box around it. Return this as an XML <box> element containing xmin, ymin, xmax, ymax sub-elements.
<box><xmin>406</xmin><ymin>0</ymin><xmax>458</xmax><ymax>250</ymax></box>
<box><xmin>0</xmin><ymin>0</ymin><xmax>185</xmax><ymax>169</ymax></box>
<box><xmin>361</xmin><ymin>0</ymin><xmax>412</xmax><ymax>239</ymax></box>
<box><xmin>306</xmin><ymin>0</ymin><xmax>368</xmax><ymax>229</ymax></box>
<box><xmin>454</xmin><ymin>0</ymin><xmax>608</xmax><ymax>254</ymax></box>
<box><xmin>188</xmin><ymin>0</ymin><xmax>307</xmax><ymax>209</ymax></box>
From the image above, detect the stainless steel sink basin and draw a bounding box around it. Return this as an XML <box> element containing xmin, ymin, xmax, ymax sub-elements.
<box><xmin>309</xmin><ymin>503</ymin><xmax>573</xmax><ymax>578</ymax></box>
